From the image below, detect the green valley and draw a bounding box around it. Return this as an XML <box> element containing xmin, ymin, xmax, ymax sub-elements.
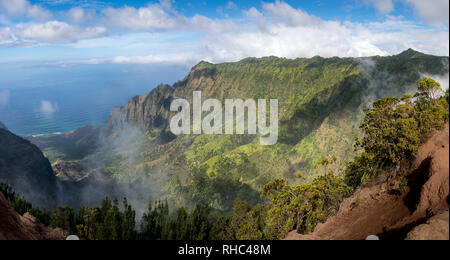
<box><xmin>29</xmin><ymin>49</ymin><xmax>449</xmax><ymax>214</ymax></box>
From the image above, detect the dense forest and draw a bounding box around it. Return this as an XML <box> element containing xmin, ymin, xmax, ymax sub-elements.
<box><xmin>1</xmin><ymin>77</ymin><xmax>448</xmax><ymax>240</ymax></box>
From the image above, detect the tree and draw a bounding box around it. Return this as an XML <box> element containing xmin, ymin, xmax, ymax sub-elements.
<box><xmin>262</xmin><ymin>175</ymin><xmax>351</xmax><ymax>239</ymax></box>
<box><xmin>345</xmin><ymin>78</ymin><xmax>449</xmax><ymax>188</ymax></box>
<box><xmin>121</xmin><ymin>198</ymin><xmax>136</xmax><ymax>240</ymax></box>
<box><xmin>50</xmin><ymin>206</ymin><xmax>75</xmax><ymax>234</ymax></box>
<box><xmin>418</xmin><ymin>77</ymin><xmax>444</xmax><ymax>100</ymax></box>
<box><xmin>359</xmin><ymin>96</ymin><xmax>420</xmax><ymax>167</ymax></box>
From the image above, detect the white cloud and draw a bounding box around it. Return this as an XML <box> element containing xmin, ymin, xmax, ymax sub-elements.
<box><xmin>362</xmin><ymin>0</ymin><xmax>449</xmax><ymax>26</ymax></box>
<box><xmin>159</xmin><ymin>0</ymin><xmax>174</xmax><ymax>12</ymax></box>
<box><xmin>67</xmin><ymin>7</ymin><xmax>94</xmax><ymax>23</ymax></box>
<box><xmin>195</xmin><ymin>2</ymin><xmax>448</xmax><ymax>62</ymax></box>
<box><xmin>262</xmin><ymin>1</ymin><xmax>324</xmax><ymax>26</ymax></box>
<box><xmin>102</xmin><ymin>4</ymin><xmax>178</xmax><ymax>30</ymax></box>
<box><xmin>363</xmin><ymin>0</ymin><xmax>394</xmax><ymax>13</ymax></box>
<box><xmin>0</xmin><ymin>26</ymin><xmax>11</xmax><ymax>40</ymax></box>
<box><xmin>15</xmin><ymin>21</ymin><xmax>106</xmax><ymax>44</ymax></box>
<box><xmin>0</xmin><ymin>0</ymin><xmax>29</xmax><ymax>16</ymax></box>
<box><xmin>40</xmin><ymin>100</ymin><xmax>58</xmax><ymax>115</ymax></box>
<box><xmin>0</xmin><ymin>0</ymin><xmax>51</xmax><ymax>20</ymax></box>
<box><xmin>226</xmin><ymin>1</ymin><xmax>238</xmax><ymax>9</ymax></box>
<box><xmin>53</xmin><ymin>1</ymin><xmax>449</xmax><ymax>66</ymax></box>
<box><xmin>404</xmin><ymin>0</ymin><xmax>449</xmax><ymax>26</ymax></box>
<box><xmin>200</xmin><ymin>22</ymin><xmax>386</xmax><ymax>61</ymax></box>
<box><xmin>0</xmin><ymin>90</ymin><xmax>10</xmax><ymax>107</ymax></box>
<box><xmin>110</xmin><ymin>52</ymin><xmax>201</xmax><ymax>65</ymax></box>
<box><xmin>101</xmin><ymin>2</ymin><xmax>235</xmax><ymax>33</ymax></box>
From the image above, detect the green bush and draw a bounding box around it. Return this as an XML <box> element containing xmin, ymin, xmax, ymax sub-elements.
<box><xmin>345</xmin><ymin>78</ymin><xmax>449</xmax><ymax>188</ymax></box>
<box><xmin>261</xmin><ymin>174</ymin><xmax>352</xmax><ymax>239</ymax></box>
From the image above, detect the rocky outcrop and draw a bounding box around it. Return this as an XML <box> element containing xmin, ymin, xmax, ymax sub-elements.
<box><xmin>0</xmin><ymin>193</ymin><xmax>68</xmax><ymax>240</ymax></box>
<box><xmin>0</xmin><ymin>128</ymin><xmax>57</xmax><ymax>208</ymax></box>
<box><xmin>405</xmin><ymin>211</ymin><xmax>449</xmax><ymax>240</ymax></box>
<box><xmin>105</xmin><ymin>62</ymin><xmax>221</xmax><ymax>132</ymax></box>
<box><xmin>52</xmin><ymin>160</ymin><xmax>88</xmax><ymax>182</ymax></box>
<box><xmin>0</xmin><ymin>121</ymin><xmax>6</xmax><ymax>130</ymax></box>
<box><xmin>106</xmin><ymin>84</ymin><xmax>175</xmax><ymax>131</ymax></box>
<box><xmin>286</xmin><ymin>124</ymin><xmax>449</xmax><ymax>240</ymax></box>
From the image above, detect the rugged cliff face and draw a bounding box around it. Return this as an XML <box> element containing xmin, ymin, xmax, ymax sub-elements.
<box><xmin>0</xmin><ymin>127</ymin><xmax>58</xmax><ymax>209</ymax></box>
<box><xmin>0</xmin><ymin>192</ymin><xmax>67</xmax><ymax>240</ymax></box>
<box><xmin>286</xmin><ymin>125</ymin><xmax>449</xmax><ymax>240</ymax></box>
<box><xmin>107</xmin><ymin>50</ymin><xmax>448</xmax><ymax>134</ymax></box>
<box><xmin>103</xmin><ymin>49</ymin><xmax>449</xmax><ymax>182</ymax></box>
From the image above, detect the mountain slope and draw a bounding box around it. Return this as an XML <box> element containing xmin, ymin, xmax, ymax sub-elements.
<box><xmin>286</xmin><ymin>124</ymin><xmax>449</xmax><ymax>240</ymax></box>
<box><xmin>0</xmin><ymin>192</ymin><xmax>67</xmax><ymax>240</ymax></box>
<box><xmin>105</xmin><ymin>49</ymin><xmax>448</xmax><ymax>179</ymax></box>
<box><xmin>0</xmin><ymin>126</ymin><xmax>58</xmax><ymax>208</ymax></box>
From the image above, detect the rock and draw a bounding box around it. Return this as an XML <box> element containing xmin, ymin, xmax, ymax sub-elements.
<box><xmin>0</xmin><ymin>121</ymin><xmax>7</xmax><ymax>130</ymax></box>
<box><xmin>0</xmin><ymin>193</ymin><xmax>68</xmax><ymax>240</ymax></box>
<box><xmin>52</xmin><ymin>160</ymin><xmax>88</xmax><ymax>182</ymax></box>
<box><xmin>406</xmin><ymin>211</ymin><xmax>449</xmax><ymax>240</ymax></box>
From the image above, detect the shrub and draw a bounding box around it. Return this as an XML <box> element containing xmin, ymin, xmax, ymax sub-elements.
<box><xmin>262</xmin><ymin>174</ymin><xmax>352</xmax><ymax>239</ymax></box>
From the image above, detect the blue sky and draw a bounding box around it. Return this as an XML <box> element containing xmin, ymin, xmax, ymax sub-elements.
<box><xmin>27</xmin><ymin>0</ymin><xmax>426</xmax><ymax>22</ymax></box>
<box><xmin>0</xmin><ymin>0</ymin><xmax>448</xmax><ymax>65</ymax></box>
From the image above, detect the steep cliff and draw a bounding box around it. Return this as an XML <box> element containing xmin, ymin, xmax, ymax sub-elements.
<box><xmin>103</xmin><ymin>49</ymin><xmax>449</xmax><ymax>182</ymax></box>
<box><xmin>0</xmin><ymin>128</ymin><xmax>58</xmax><ymax>208</ymax></box>
<box><xmin>108</xmin><ymin>50</ymin><xmax>448</xmax><ymax>134</ymax></box>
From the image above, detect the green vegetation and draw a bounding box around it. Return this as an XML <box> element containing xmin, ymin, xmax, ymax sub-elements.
<box><xmin>140</xmin><ymin>202</ymin><xmax>213</xmax><ymax>240</ymax></box>
<box><xmin>57</xmin><ymin>52</ymin><xmax>447</xmax><ymax>213</ymax></box>
<box><xmin>344</xmin><ymin>77</ymin><xmax>449</xmax><ymax>188</ymax></box>
<box><xmin>26</xmin><ymin>50</ymin><xmax>450</xmax><ymax>233</ymax></box>
<box><xmin>262</xmin><ymin>174</ymin><xmax>352</xmax><ymax>239</ymax></box>
<box><xmin>1</xmin><ymin>78</ymin><xmax>449</xmax><ymax>240</ymax></box>
<box><xmin>0</xmin><ymin>181</ymin><xmax>52</xmax><ymax>224</ymax></box>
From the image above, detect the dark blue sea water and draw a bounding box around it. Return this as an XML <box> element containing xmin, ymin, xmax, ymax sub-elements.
<box><xmin>0</xmin><ymin>62</ymin><xmax>190</xmax><ymax>136</ymax></box>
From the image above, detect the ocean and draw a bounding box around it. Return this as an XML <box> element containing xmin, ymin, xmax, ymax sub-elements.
<box><xmin>0</xmin><ymin>62</ymin><xmax>190</xmax><ymax>136</ymax></box>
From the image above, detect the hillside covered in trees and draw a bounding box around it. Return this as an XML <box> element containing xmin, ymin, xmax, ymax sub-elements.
<box><xmin>27</xmin><ymin>50</ymin><xmax>450</xmax><ymax>214</ymax></box>
<box><xmin>2</xmin><ymin>77</ymin><xmax>448</xmax><ymax>240</ymax></box>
